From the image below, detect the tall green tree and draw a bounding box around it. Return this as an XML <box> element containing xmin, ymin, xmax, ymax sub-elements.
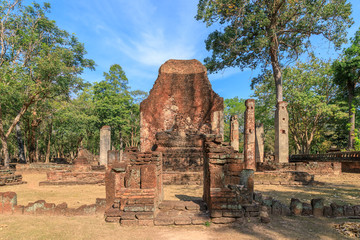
<box><xmin>196</xmin><ymin>0</ymin><xmax>353</xmax><ymax>103</ymax></box>
<box><xmin>253</xmin><ymin>55</ymin><xmax>346</xmax><ymax>154</ymax></box>
<box><xmin>333</xmin><ymin>28</ymin><xmax>360</xmax><ymax>149</ymax></box>
<box><xmin>93</xmin><ymin>64</ymin><xmax>144</xmax><ymax>149</ymax></box>
<box><xmin>0</xmin><ymin>1</ymin><xmax>95</xmax><ymax>167</ymax></box>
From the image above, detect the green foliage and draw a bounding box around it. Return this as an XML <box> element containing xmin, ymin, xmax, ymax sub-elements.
<box><xmin>332</xmin><ymin>28</ymin><xmax>360</xmax><ymax>149</ymax></box>
<box><xmin>224</xmin><ymin>97</ymin><xmax>245</xmax><ymax>151</ymax></box>
<box><xmin>333</xmin><ymin>28</ymin><xmax>360</xmax><ymax>90</ymax></box>
<box><xmin>196</xmin><ymin>0</ymin><xmax>353</xmax><ymax>73</ymax></box>
<box><xmin>253</xmin><ymin>55</ymin><xmax>347</xmax><ymax>154</ymax></box>
<box><xmin>92</xmin><ymin>64</ymin><xmax>147</xmax><ymax>150</ymax></box>
<box><xmin>0</xmin><ymin>0</ymin><xmax>94</xmax><ymax>165</ymax></box>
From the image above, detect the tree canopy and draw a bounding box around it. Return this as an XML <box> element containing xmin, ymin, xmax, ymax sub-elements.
<box><xmin>196</xmin><ymin>0</ymin><xmax>353</xmax><ymax>102</ymax></box>
<box><xmin>332</xmin><ymin>28</ymin><xmax>360</xmax><ymax>149</ymax></box>
<box><xmin>0</xmin><ymin>0</ymin><xmax>95</xmax><ymax>166</ymax></box>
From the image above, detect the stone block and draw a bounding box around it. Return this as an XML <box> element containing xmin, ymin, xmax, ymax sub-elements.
<box><xmin>331</xmin><ymin>203</ymin><xmax>344</xmax><ymax>217</ymax></box>
<box><xmin>210</xmin><ymin>210</ymin><xmax>223</xmax><ymax>218</ymax></box>
<box><xmin>353</xmin><ymin>205</ymin><xmax>360</xmax><ymax>216</ymax></box>
<box><xmin>105</xmin><ymin>207</ymin><xmax>122</xmax><ymax>217</ymax></box>
<box><xmin>281</xmin><ymin>204</ymin><xmax>291</xmax><ymax>216</ymax></box>
<box><xmin>222</xmin><ymin>210</ymin><xmax>244</xmax><ymax>218</ymax></box>
<box><xmin>2</xmin><ymin>192</ymin><xmax>17</xmax><ymax>213</ymax></box>
<box><xmin>105</xmin><ymin>216</ymin><xmax>120</xmax><ymax>222</ymax></box>
<box><xmin>243</xmin><ymin>204</ymin><xmax>259</xmax><ymax>212</ymax></box>
<box><xmin>290</xmin><ymin>198</ymin><xmax>302</xmax><ymax>216</ymax></box>
<box><xmin>311</xmin><ymin>199</ymin><xmax>324</xmax><ymax>217</ymax></box>
<box><xmin>302</xmin><ymin>203</ymin><xmax>312</xmax><ymax>216</ymax></box>
<box><xmin>136</xmin><ymin>212</ymin><xmax>154</xmax><ymax>220</ymax></box>
<box><xmin>271</xmin><ymin>200</ymin><xmax>282</xmax><ymax>216</ymax></box>
<box><xmin>253</xmin><ymin>192</ymin><xmax>263</xmax><ymax>203</ymax></box>
<box><xmin>211</xmin><ymin>217</ymin><xmax>236</xmax><ymax>224</ymax></box>
<box><xmin>344</xmin><ymin>205</ymin><xmax>355</xmax><ymax>216</ymax></box>
<box><xmin>323</xmin><ymin>206</ymin><xmax>332</xmax><ymax>217</ymax></box>
<box><xmin>154</xmin><ymin>217</ymin><xmax>175</xmax><ymax>226</ymax></box>
<box><xmin>140</xmin><ymin>165</ymin><xmax>156</xmax><ymax>189</ymax></box>
<box><xmin>191</xmin><ymin>214</ymin><xmax>210</xmax><ymax>225</ymax></box>
<box><xmin>174</xmin><ymin>216</ymin><xmax>192</xmax><ymax>225</ymax></box>
<box><xmin>121</xmin><ymin>212</ymin><xmax>136</xmax><ymax>220</ymax></box>
<box><xmin>260</xmin><ymin>210</ymin><xmax>270</xmax><ymax>224</ymax></box>
<box><xmin>138</xmin><ymin>220</ymin><xmax>154</xmax><ymax>226</ymax></box>
<box><xmin>121</xmin><ymin>219</ymin><xmax>138</xmax><ymax>226</ymax></box>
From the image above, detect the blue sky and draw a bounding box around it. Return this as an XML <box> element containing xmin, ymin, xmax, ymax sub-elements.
<box><xmin>42</xmin><ymin>0</ymin><xmax>360</xmax><ymax>99</ymax></box>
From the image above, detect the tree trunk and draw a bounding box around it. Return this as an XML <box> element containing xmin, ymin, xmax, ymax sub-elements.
<box><xmin>348</xmin><ymin>82</ymin><xmax>356</xmax><ymax>150</ymax></box>
<box><xmin>15</xmin><ymin>122</ymin><xmax>26</xmax><ymax>163</ymax></box>
<box><xmin>28</xmin><ymin>111</ymin><xmax>42</xmax><ymax>163</ymax></box>
<box><xmin>45</xmin><ymin>122</ymin><xmax>52</xmax><ymax>163</ymax></box>
<box><xmin>0</xmin><ymin>136</ymin><xmax>9</xmax><ymax>167</ymax></box>
<box><xmin>119</xmin><ymin>130</ymin><xmax>124</xmax><ymax>161</ymax></box>
<box><xmin>35</xmin><ymin>139</ymin><xmax>39</xmax><ymax>162</ymax></box>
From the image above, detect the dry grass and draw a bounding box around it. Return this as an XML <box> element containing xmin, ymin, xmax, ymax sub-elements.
<box><xmin>255</xmin><ymin>173</ymin><xmax>360</xmax><ymax>206</ymax></box>
<box><xmin>1</xmin><ymin>173</ymin><xmax>105</xmax><ymax>207</ymax></box>
<box><xmin>0</xmin><ymin>172</ymin><xmax>359</xmax><ymax>239</ymax></box>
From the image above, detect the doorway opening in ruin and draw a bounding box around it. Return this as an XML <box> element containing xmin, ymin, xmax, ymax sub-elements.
<box><xmin>156</xmin><ymin>132</ymin><xmax>205</xmax><ymax>202</ymax></box>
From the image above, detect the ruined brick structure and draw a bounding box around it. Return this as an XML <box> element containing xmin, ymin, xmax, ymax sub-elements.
<box><xmin>105</xmin><ymin>150</ymin><xmax>163</xmax><ymax>225</ymax></box>
<box><xmin>100</xmin><ymin>126</ymin><xmax>111</xmax><ymax>166</ymax></box>
<box><xmin>140</xmin><ymin>59</ymin><xmax>224</xmax><ymax>185</ymax></box>
<box><xmin>0</xmin><ymin>192</ymin><xmax>106</xmax><ymax>215</ymax></box>
<box><xmin>275</xmin><ymin>102</ymin><xmax>289</xmax><ymax>163</ymax></box>
<box><xmin>203</xmin><ymin>135</ymin><xmax>259</xmax><ymax>223</ymax></box>
<box><xmin>244</xmin><ymin>99</ymin><xmax>256</xmax><ymax>170</ymax></box>
<box><xmin>230</xmin><ymin>115</ymin><xmax>239</xmax><ymax>152</ymax></box>
<box><xmin>104</xmin><ymin>60</ymin><xmax>260</xmax><ymax>225</ymax></box>
<box><xmin>255</xmin><ymin>123</ymin><xmax>264</xmax><ymax>163</ymax></box>
<box><xmin>40</xmin><ymin>148</ymin><xmax>105</xmax><ymax>186</ymax></box>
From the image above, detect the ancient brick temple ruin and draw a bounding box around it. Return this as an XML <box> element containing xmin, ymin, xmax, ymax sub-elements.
<box><xmin>139</xmin><ymin>59</ymin><xmax>224</xmax><ymax>185</ymax></box>
<box><xmin>104</xmin><ymin>59</ymin><xmax>262</xmax><ymax>225</ymax></box>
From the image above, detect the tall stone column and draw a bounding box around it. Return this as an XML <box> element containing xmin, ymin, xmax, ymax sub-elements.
<box><xmin>230</xmin><ymin>115</ymin><xmax>239</xmax><ymax>152</ymax></box>
<box><xmin>275</xmin><ymin>102</ymin><xmax>289</xmax><ymax>163</ymax></box>
<box><xmin>255</xmin><ymin>123</ymin><xmax>264</xmax><ymax>163</ymax></box>
<box><xmin>244</xmin><ymin>99</ymin><xmax>256</xmax><ymax>170</ymax></box>
<box><xmin>100</xmin><ymin>125</ymin><xmax>111</xmax><ymax>166</ymax></box>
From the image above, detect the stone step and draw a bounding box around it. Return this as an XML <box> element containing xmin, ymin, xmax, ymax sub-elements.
<box><xmin>155</xmin><ymin>200</ymin><xmax>210</xmax><ymax>226</ymax></box>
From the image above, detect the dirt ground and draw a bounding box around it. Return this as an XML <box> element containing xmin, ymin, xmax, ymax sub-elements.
<box><xmin>0</xmin><ymin>172</ymin><xmax>359</xmax><ymax>239</ymax></box>
<box><xmin>0</xmin><ymin>214</ymin><xmax>358</xmax><ymax>240</ymax></box>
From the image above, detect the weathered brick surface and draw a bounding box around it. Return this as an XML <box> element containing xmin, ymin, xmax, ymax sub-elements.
<box><xmin>140</xmin><ymin>59</ymin><xmax>223</xmax><ymax>153</ymax></box>
<box><xmin>105</xmin><ymin>152</ymin><xmax>162</xmax><ymax>225</ymax></box>
<box><xmin>41</xmin><ymin>171</ymin><xmax>105</xmax><ymax>186</ymax></box>
<box><xmin>256</xmin><ymin>162</ymin><xmax>342</xmax><ymax>176</ymax></box>
<box><xmin>244</xmin><ymin>99</ymin><xmax>256</xmax><ymax>170</ymax></box>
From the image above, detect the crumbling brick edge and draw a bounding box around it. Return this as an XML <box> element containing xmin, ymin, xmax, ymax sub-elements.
<box><xmin>0</xmin><ymin>192</ymin><xmax>106</xmax><ymax>216</ymax></box>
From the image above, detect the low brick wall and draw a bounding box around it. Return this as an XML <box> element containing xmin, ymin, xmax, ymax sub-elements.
<box><xmin>162</xmin><ymin>172</ymin><xmax>202</xmax><ymax>185</ymax></box>
<box><xmin>39</xmin><ymin>171</ymin><xmax>105</xmax><ymax>185</ymax></box>
<box><xmin>256</xmin><ymin>162</ymin><xmax>341</xmax><ymax>175</ymax></box>
<box><xmin>254</xmin><ymin>171</ymin><xmax>314</xmax><ymax>186</ymax></box>
<box><xmin>0</xmin><ymin>170</ymin><xmax>25</xmax><ymax>186</ymax></box>
<box><xmin>15</xmin><ymin>163</ymin><xmax>73</xmax><ymax>172</ymax></box>
<box><xmin>342</xmin><ymin>162</ymin><xmax>360</xmax><ymax>173</ymax></box>
<box><xmin>0</xmin><ymin>192</ymin><xmax>106</xmax><ymax>215</ymax></box>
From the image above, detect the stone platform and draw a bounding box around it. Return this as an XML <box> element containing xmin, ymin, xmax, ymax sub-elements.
<box><xmin>154</xmin><ymin>200</ymin><xmax>209</xmax><ymax>226</ymax></box>
<box><xmin>0</xmin><ymin>170</ymin><xmax>26</xmax><ymax>186</ymax></box>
